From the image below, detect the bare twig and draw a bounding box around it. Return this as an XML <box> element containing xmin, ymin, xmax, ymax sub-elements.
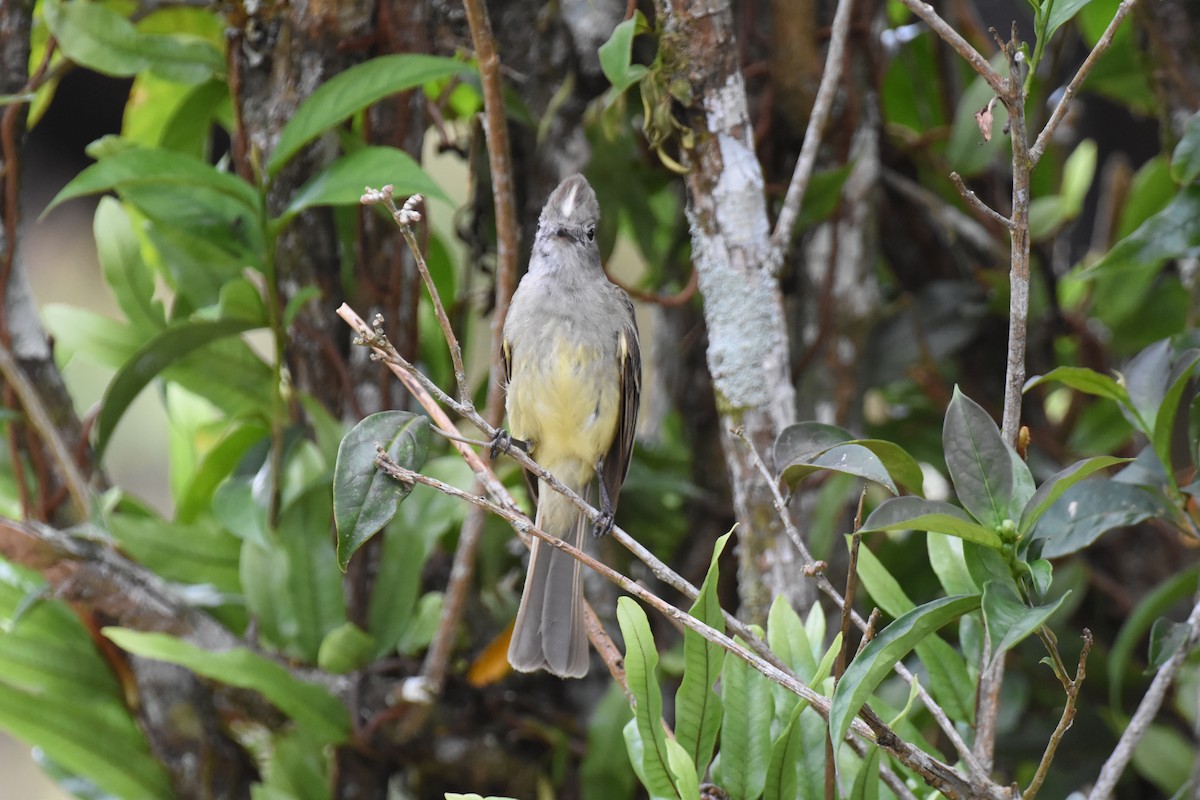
<box><xmin>884</xmin><ymin>169</ymin><xmax>1008</xmax><ymax>256</ymax></box>
<box><xmin>1088</xmin><ymin>596</ymin><xmax>1200</xmax><ymax>800</ymax></box>
<box><xmin>768</xmin><ymin>0</ymin><xmax>857</xmax><ymax>272</ymax></box>
<box><xmin>828</xmin><ymin>489</ymin><xmax>868</xmax><ymax>800</ymax></box>
<box><xmin>1024</xmin><ymin>630</ymin><xmax>1092</xmax><ymax>800</ymax></box>
<box><xmin>1029</xmin><ymin>0</ymin><xmax>1138</xmax><ymax>165</ymax></box>
<box><xmin>895</xmin><ymin>0</ymin><xmax>1006</xmax><ymax>96</ymax></box>
<box><xmin>949</xmin><ymin>171</ymin><xmax>1015</xmax><ymax>231</ymax></box>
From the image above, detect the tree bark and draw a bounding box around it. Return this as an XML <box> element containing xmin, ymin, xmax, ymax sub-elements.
<box><xmin>652</xmin><ymin>0</ymin><xmax>798</xmax><ymax>623</ymax></box>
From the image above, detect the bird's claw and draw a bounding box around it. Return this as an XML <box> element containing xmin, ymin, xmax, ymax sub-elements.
<box><xmin>592</xmin><ymin>509</ymin><xmax>615</xmax><ymax>538</ymax></box>
<box><xmin>488</xmin><ymin>429</ymin><xmax>528</xmax><ymax>461</ymax></box>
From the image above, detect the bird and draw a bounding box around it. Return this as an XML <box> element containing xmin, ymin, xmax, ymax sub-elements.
<box><xmin>500</xmin><ymin>174</ymin><xmax>641</xmax><ymax>678</ymax></box>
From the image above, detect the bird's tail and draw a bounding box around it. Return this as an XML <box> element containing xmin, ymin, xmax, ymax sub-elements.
<box><xmin>508</xmin><ymin>481</ymin><xmax>589</xmax><ymax>677</ymax></box>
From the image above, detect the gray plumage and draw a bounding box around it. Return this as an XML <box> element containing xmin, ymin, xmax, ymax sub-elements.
<box><xmin>503</xmin><ymin>174</ymin><xmax>641</xmax><ymax>678</ymax></box>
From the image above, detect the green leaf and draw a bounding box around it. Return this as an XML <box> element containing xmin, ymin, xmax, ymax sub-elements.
<box><xmin>333</xmin><ymin>411</ymin><xmax>431</xmax><ymax>570</ymax></box>
<box><xmin>94</xmin><ymin>197</ymin><xmax>166</xmax><ymax>332</ymax></box>
<box><xmin>665</xmin><ymin>738</ymin><xmax>699</xmax><ymax>800</ymax></box>
<box><xmin>280</xmin><ymin>146</ymin><xmax>449</xmax><ymax>224</ymax></box>
<box><xmin>674</xmin><ymin>532</ymin><xmax>728</xmax><ymax>780</ymax></box>
<box><xmin>1025</xmin><ymin>365</ymin><xmax>1134</xmax><ymax>410</ymax></box>
<box><xmin>95</xmin><ymin>318</ymin><xmax>263</xmax><ymax>461</ymax></box>
<box><xmin>981</xmin><ymin>581</ymin><xmax>1069</xmax><ymax>664</ymax></box>
<box><xmin>927</xmin><ymin>532</ymin><xmax>977</xmax><ymax>595</ymax></box>
<box><xmin>1031</xmin><ymin>479</ymin><xmax>1173</xmax><ymax>558</ymax></box>
<box><xmin>1084</xmin><ymin>185</ymin><xmax>1200</xmax><ymax>278</ymax></box>
<box><xmin>712</xmin><ymin>636</ymin><xmax>774</xmax><ymax>800</ymax></box>
<box><xmin>1108</xmin><ymin>568</ymin><xmax>1199</xmax><ymax>708</ymax></box>
<box><xmin>598</xmin><ymin>12</ymin><xmax>650</xmax><ymax>93</ymax></box>
<box><xmin>45</xmin><ymin>144</ymin><xmax>260</xmax><ymax>219</ymax></box>
<box><xmin>767</xmin><ymin>595</ymin><xmax>817</xmax><ymax>691</ymax></box>
<box><xmin>829</xmin><ymin>594</ymin><xmax>981</xmax><ymax>755</ymax></box>
<box><xmin>861</xmin><ymin>496</ymin><xmax>1003</xmax><ymax>549</ymax></box>
<box><xmin>582</xmin><ymin>686</ymin><xmax>636</xmax><ymax>800</ymax></box>
<box><xmin>781</xmin><ymin>443</ymin><xmax>897</xmax><ymax>494</ymax></box>
<box><xmin>1131</xmin><ymin>723</ymin><xmax>1194</xmax><ymax>797</ymax></box>
<box><xmin>103</xmin><ymin>628</ymin><xmax>351</xmax><ymax>744</ymax></box>
<box><xmin>106</xmin><ymin>512</ymin><xmax>242</xmax><ymax>597</ymax></box>
<box><xmin>396</xmin><ymin>592</ymin><xmax>443</xmax><ymax>656</ymax></box>
<box><xmin>137</xmin><ymin>32</ymin><xmax>225</xmax><ymax>85</ymax></box>
<box><xmin>1169</xmin><ymin>110</ymin><xmax>1200</xmax><ymax>186</ymax></box>
<box><xmin>1150</xmin><ymin>349</ymin><xmax>1200</xmax><ymax>480</ymax></box>
<box><xmin>252</xmin><ymin>729</ymin><xmax>332</xmax><ymax>800</ymax></box>
<box><xmin>248</xmin><ymin>486</ymin><xmax>347</xmax><ymax>661</ymax></box>
<box><xmin>849</xmin><ymin>746</ymin><xmax>882</xmax><ymax>800</ymax></box>
<box><xmin>944</xmin><ymin>387</ymin><xmax>1033</xmax><ymax>528</ymax></box>
<box><xmin>0</xmin><ymin>568</ymin><xmax>174</xmax><ymax>800</ymax></box>
<box><xmin>1019</xmin><ymin>455</ymin><xmax>1130</xmax><ymax>534</ymax></box>
<box><xmin>1045</xmin><ymin>0</ymin><xmax>1096</xmax><ymax>41</ymax></box>
<box><xmin>617</xmin><ymin>598</ymin><xmax>680</xmax><ymax>800</ymax></box>
<box><xmin>316</xmin><ymin>623</ymin><xmax>376</xmax><ymax>674</ymax></box>
<box><xmin>1146</xmin><ymin>618</ymin><xmax>1190</xmax><ymax>671</ymax></box>
<box><xmin>269</xmin><ymin>54</ymin><xmax>469</xmax><ymax>176</ymax></box>
<box><xmin>43</xmin><ymin>0</ymin><xmax>144</xmax><ymax>77</ymax></box>
<box><xmin>774</xmin><ymin>421</ymin><xmax>853</xmax><ymax>465</ymax></box>
<box><xmin>854</xmin><ymin>543</ymin><xmax>976</xmax><ymax>723</ymax></box>
<box><xmin>368</xmin><ymin>457</ymin><xmax>469</xmax><ymax>656</ymax></box>
<box><xmin>764</xmin><ymin>703</ymin><xmax>825</xmax><ymax>800</ymax></box>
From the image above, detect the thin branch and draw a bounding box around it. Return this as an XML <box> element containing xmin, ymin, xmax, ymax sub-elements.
<box><xmin>1088</xmin><ymin>596</ymin><xmax>1200</xmax><ymax>800</ymax></box>
<box><xmin>884</xmin><ymin>169</ymin><xmax>1009</xmax><ymax>256</ymax></box>
<box><xmin>461</xmin><ymin>0</ymin><xmax>519</xmax><ymax>431</ymax></box>
<box><xmin>0</xmin><ymin>344</ymin><xmax>90</xmax><ymax>518</ymax></box>
<box><xmin>828</xmin><ymin>490</ymin><xmax>867</xmax><ymax>800</ymax></box>
<box><xmin>895</xmin><ymin>0</ymin><xmax>1007</xmax><ymax>95</ymax></box>
<box><xmin>1029</xmin><ymin>0</ymin><xmax>1138</xmax><ymax>165</ymax></box>
<box><xmin>768</xmin><ymin>0</ymin><xmax>856</xmax><ymax>272</ymax></box>
<box><xmin>949</xmin><ymin>171</ymin><xmax>1016</xmax><ymax>231</ymax></box>
<box><xmin>1023</xmin><ymin>630</ymin><xmax>1092</xmax><ymax>800</ymax></box>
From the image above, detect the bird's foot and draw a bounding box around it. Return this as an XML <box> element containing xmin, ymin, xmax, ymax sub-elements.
<box><xmin>488</xmin><ymin>429</ymin><xmax>528</xmax><ymax>461</ymax></box>
<box><xmin>592</xmin><ymin>508</ymin><xmax>615</xmax><ymax>538</ymax></box>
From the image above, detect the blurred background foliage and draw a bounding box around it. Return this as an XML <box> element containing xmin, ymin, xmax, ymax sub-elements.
<box><xmin>0</xmin><ymin>0</ymin><xmax>1198</xmax><ymax>797</ymax></box>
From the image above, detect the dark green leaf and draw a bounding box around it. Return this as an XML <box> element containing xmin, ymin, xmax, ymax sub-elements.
<box><xmin>1124</xmin><ymin>339</ymin><xmax>1171</xmax><ymax>435</ymax></box>
<box><xmin>944</xmin><ymin>387</ymin><xmax>1033</xmax><ymax>528</ymax></box>
<box><xmin>927</xmin><ymin>532</ymin><xmax>977</xmax><ymax>595</ymax></box>
<box><xmin>1084</xmin><ymin>186</ymin><xmax>1200</xmax><ymax>278</ymax></box>
<box><xmin>763</xmin><ymin>703</ymin><xmax>824</xmax><ymax>800</ymax></box>
<box><xmin>1170</xmin><ymin>110</ymin><xmax>1200</xmax><ymax>186</ymax></box>
<box><xmin>774</xmin><ymin>421</ymin><xmax>853</xmax><ymax>466</ymax></box>
<box><xmin>981</xmin><ymin>581</ymin><xmax>1069</xmax><ymax>664</ymax></box>
<box><xmin>95</xmin><ymin>318</ymin><xmax>263</xmax><ymax>461</ymax></box>
<box><xmin>767</xmin><ymin>595</ymin><xmax>817</xmax><ymax>692</ymax></box>
<box><xmin>104</xmin><ymin>628</ymin><xmax>351</xmax><ymax>744</ymax></box>
<box><xmin>333</xmin><ymin>411</ymin><xmax>431</xmax><ymax>570</ymax></box>
<box><xmin>1025</xmin><ymin>366</ymin><xmax>1135</xmax><ymax>417</ymax></box>
<box><xmin>861</xmin><ymin>496</ymin><xmax>1002</xmax><ymax>549</ymax></box>
<box><xmin>106</xmin><ymin>512</ymin><xmax>241</xmax><ymax>596</ymax></box>
<box><xmin>1019</xmin><ymin>455</ymin><xmax>1130</xmax><ymax>534</ymax></box>
<box><xmin>395</xmin><ymin>592</ymin><xmax>443</xmax><ymax>656</ymax></box>
<box><xmin>45</xmin><ymin>144</ymin><xmax>260</xmax><ymax>218</ymax></box>
<box><xmin>795</xmin><ymin>164</ymin><xmax>855</xmax><ymax>230</ymax></box>
<box><xmin>712</xmin><ymin>635</ymin><xmax>774</xmax><ymax>800</ymax></box>
<box><xmin>780</xmin><ymin>443</ymin><xmax>898</xmax><ymax>494</ymax></box>
<box><xmin>1130</xmin><ymin>724</ymin><xmax>1193</xmax><ymax>797</ymax></box>
<box><xmin>674</xmin><ymin>532</ymin><xmax>728</xmax><ymax>780</ymax></box>
<box><xmin>280</xmin><ymin>146</ymin><xmax>449</xmax><ymax>224</ymax></box>
<box><xmin>268</xmin><ymin>54</ymin><xmax>469</xmax><ymax>176</ymax></box>
<box><xmin>616</xmin><ymin>597</ymin><xmax>680</xmax><ymax>800</ymax></box>
<box><xmin>1031</xmin><ymin>479</ymin><xmax>1173</xmax><ymax>558</ymax></box>
<box><xmin>830</xmin><ymin>594</ymin><xmax>981</xmax><ymax>754</ymax></box>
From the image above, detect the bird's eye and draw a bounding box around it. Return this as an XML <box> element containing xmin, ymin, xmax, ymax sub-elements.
<box><xmin>585</xmin><ymin>225</ymin><xmax>596</xmax><ymax>242</ymax></box>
